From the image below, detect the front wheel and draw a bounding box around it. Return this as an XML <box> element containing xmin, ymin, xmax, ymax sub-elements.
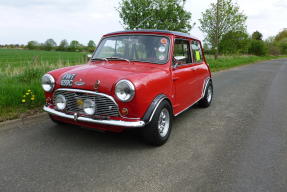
<box><xmin>142</xmin><ymin>100</ymin><xmax>172</xmax><ymax>146</ymax></box>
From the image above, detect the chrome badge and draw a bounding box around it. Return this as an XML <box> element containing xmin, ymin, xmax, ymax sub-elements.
<box><xmin>74</xmin><ymin>80</ymin><xmax>85</xmax><ymax>86</ymax></box>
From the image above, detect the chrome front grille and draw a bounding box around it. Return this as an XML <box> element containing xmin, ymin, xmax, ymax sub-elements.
<box><xmin>53</xmin><ymin>89</ymin><xmax>119</xmax><ymax>117</ymax></box>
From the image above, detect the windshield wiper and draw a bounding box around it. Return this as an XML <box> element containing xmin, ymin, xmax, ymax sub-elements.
<box><xmin>91</xmin><ymin>57</ymin><xmax>108</xmax><ymax>62</ymax></box>
<box><xmin>105</xmin><ymin>57</ymin><xmax>130</xmax><ymax>63</ymax></box>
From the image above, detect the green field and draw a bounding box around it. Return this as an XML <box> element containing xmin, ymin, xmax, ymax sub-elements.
<box><xmin>0</xmin><ymin>48</ymin><xmax>285</xmax><ymax>122</ymax></box>
<box><xmin>0</xmin><ymin>48</ymin><xmax>87</xmax><ymax>121</ymax></box>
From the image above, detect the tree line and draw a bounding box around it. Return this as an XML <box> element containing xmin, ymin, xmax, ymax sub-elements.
<box><xmin>0</xmin><ymin>39</ymin><xmax>96</xmax><ymax>52</ymax></box>
<box><xmin>118</xmin><ymin>0</ymin><xmax>287</xmax><ymax>59</ymax></box>
<box><xmin>203</xmin><ymin>29</ymin><xmax>287</xmax><ymax>56</ymax></box>
<box><xmin>2</xmin><ymin>0</ymin><xmax>286</xmax><ymax>57</ymax></box>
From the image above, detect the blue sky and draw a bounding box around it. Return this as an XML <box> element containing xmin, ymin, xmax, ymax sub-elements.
<box><xmin>0</xmin><ymin>0</ymin><xmax>286</xmax><ymax>45</ymax></box>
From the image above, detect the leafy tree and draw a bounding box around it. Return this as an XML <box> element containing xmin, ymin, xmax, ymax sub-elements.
<box><xmin>27</xmin><ymin>41</ymin><xmax>40</xmax><ymax>50</ymax></box>
<box><xmin>43</xmin><ymin>39</ymin><xmax>57</xmax><ymax>51</ymax></box>
<box><xmin>219</xmin><ymin>31</ymin><xmax>249</xmax><ymax>54</ymax></box>
<box><xmin>251</xmin><ymin>31</ymin><xmax>263</xmax><ymax>40</ymax></box>
<box><xmin>199</xmin><ymin>0</ymin><xmax>247</xmax><ymax>59</ymax></box>
<box><xmin>274</xmin><ymin>29</ymin><xmax>287</xmax><ymax>42</ymax></box>
<box><xmin>272</xmin><ymin>29</ymin><xmax>287</xmax><ymax>54</ymax></box>
<box><xmin>118</xmin><ymin>0</ymin><xmax>192</xmax><ymax>33</ymax></box>
<box><xmin>87</xmin><ymin>40</ymin><xmax>96</xmax><ymax>52</ymax></box>
<box><xmin>58</xmin><ymin>39</ymin><xmax>69</xmax><ymax>51</ymax></box>
<box><xmin>69</xmin><ymin>40</ymin><xmax>81</xmax><ymax>52</ymax></box>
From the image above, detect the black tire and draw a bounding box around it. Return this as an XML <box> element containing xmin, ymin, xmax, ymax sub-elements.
<box><xmin>198</xmin><ymin>81</ymin><xmax>213</xmax><ymax>108</ymax></box>
<box><xmin>142</xmin><ymin>100</ymin><xmax>172</xmax><ymax>146</ymax></box>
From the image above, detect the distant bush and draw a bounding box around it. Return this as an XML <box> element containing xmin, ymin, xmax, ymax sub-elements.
<box><xmin>248</xmin><ymin>40</ymin><xmax>267</xmax><ymax>56</ymax></box>
<box><xmin>267</xmin><ymin>44</ymin><xmax>281</xmax><ymax>55</ymax></box>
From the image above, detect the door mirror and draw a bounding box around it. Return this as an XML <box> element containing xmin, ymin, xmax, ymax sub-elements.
<box><xmin>172</xmin><ymin>57</ymin><xmax>179</xmax><ymax>69</ymax></box>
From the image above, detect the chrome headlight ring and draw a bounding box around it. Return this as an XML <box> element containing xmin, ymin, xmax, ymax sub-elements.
<box><xmin>41</xmin><ymin>74</ymin><xmax>55</xmax><ymax>92</ymax></box>
<box><xmin>115</xmin><ymin>80</ymin><xmax>135</xmax><ymax>102</ymax></box>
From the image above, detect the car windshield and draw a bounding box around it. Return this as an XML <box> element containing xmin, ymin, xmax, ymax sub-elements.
<box><xmin>92</xmin><ymin>35</ymin><xmax>170</xmax><ymax>64</ymax></box>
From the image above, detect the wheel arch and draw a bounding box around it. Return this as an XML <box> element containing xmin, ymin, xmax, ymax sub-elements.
<box><xmin>143</xmin><ymin>94</ymin><xmax>173</xmax><ymax>124</ymax></box>
<box><xmin>202</xmin><ymin>77</ymin><xmax>212</xmax><ymax>98</ymax></box>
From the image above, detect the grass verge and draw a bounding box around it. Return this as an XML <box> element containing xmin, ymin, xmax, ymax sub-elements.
<box><xmin>0</xmin><ymin>49</ymin><xmax>286</xmax><ymax>122</ymax></box>
<box><xmin>207</xmin><ymin>55</ymin><xmax>287</xmax><ymax>72</ymax></box>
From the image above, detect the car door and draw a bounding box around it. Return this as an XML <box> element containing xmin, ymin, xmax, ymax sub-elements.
<box><xmin>172</xmin><ymin>39</ymin><xmax>199</xmax><ymax>114</ymax></box>
<box><xmin>190</xmin><ymin>40</ymin><xmax>208</xmax><ymax>99</ymax></box>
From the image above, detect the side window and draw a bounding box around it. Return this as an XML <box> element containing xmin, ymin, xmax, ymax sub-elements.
<box><xmin>173</xmin><ymin>39</ymin><xmax>192</xmax><ymax>65</ymax></box>
<box><xmin>191</xmin><ymin>41</ymin><xmax>203</xmax><ymax>63</ymax></box>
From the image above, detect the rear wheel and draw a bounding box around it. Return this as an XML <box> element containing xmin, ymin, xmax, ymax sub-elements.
<box><xmin>198</xmin><ymin>81</ymin><xmax>213</xmax><ymax>108</ymax></box>
<box><xmin>142</xmin><ymin>100</ymin><xmax>172</xmax><ymax>146</ymax></box>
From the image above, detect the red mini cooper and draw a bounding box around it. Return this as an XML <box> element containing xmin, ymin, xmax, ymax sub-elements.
<box><xmin>42</xmin><ymin>29</ymin><xmax>213</xmax><ymax>146</ymax></box>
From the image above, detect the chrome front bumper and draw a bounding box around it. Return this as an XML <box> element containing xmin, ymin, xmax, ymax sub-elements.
<box><xmin>43</xmin><ymin>106</ymin><xmax>145</xmax><ymax>128</ymax></box>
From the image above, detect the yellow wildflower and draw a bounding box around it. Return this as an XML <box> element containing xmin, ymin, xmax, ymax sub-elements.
<box><xmin>26</xmin><ymin>92</ymin><xmax>29</xmax><ymax>95</ymax></box>
<box><xmin>31</xmin><ymin>97</ymin><xmax>35</xmax><ymax>101</ymax></box>
<box><xmin>28</xmin><ymin>90</ymin><xmax>31</xmax><ymax>92</ymax></box>
<box><xmin>22</xmin><ymin>99</ymin><xmax>26</xmax><ymax>103</ymax></box>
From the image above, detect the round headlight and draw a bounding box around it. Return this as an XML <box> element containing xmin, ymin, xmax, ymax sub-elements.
<box><xmin>115</xmin><ymin>80</ymin><xmax>135</xmax><ymax>102</ymax></box>
<box><xmin>55</xmin><ymin>94</ymin><xmax>66</xmax><ymax>110</ymax></box>
<box><xmin>41</xmin><ymin>74</ymin><xmax>55</xmax><ymax>92</ymax></box>
<box><xmin>83</xmin><ymin>99</ymin><xmax>96</xmax><ymax>115</ymax></box>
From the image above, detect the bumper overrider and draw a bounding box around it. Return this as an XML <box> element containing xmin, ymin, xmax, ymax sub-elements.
<box><xmin>43</xmin><ymin>106</ymin><xmax>145</xmax><ymax>127</ymax></box>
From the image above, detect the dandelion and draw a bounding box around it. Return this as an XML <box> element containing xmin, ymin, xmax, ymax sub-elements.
<box><xmin>22</xmin><ymin>99</ymin><xmax>26</xmax><ymax>103</ymax></box>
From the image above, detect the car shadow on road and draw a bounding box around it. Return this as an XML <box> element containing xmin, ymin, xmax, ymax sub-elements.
<box><xmin>45</xmin><ymin>121</ymin><xmax>153</xmax><ymax>150</ymax></box>
<box><xmin>44</xmin><ymin>104</ymin><xmax>206</xmax><ymax>151</ymax></box>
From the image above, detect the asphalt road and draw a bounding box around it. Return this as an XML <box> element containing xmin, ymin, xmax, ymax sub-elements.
<box><xmin>1</xmin><ymin>59</ymin><xmax>287</xmax><ymax>192</ymax></box>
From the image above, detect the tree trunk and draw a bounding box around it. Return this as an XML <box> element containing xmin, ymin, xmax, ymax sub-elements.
<box><xmin>214</xmin><ymin>48</ymin><xmax>218</xmax><ymax>59</ymax></box>
<box><xmin>214</xmin><ymin>0</ymin><xmax>220</xmax><ymax>60</ymax></box>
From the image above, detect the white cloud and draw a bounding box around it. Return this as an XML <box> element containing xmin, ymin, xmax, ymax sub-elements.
<box><xmin>0</xmin><ymin>0</ymin><xmax>286</xmax><ymax>45</ymax></box>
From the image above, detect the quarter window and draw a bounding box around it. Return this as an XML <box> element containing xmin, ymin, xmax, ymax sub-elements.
<box><xmin>191</xmin><ymin>41</ymin><xmax>203</xmax><ymax>63</ymax></box>
<box><xmin>173</xmin><ymin>39</ymin><xmax>192</xmax><ymax>65</ymax></box>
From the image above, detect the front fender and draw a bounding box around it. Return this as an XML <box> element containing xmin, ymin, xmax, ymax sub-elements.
<box><xmin>142</xmin><ymin>94</ymin><xmax>169</xmax><ymax>123</ymax></box>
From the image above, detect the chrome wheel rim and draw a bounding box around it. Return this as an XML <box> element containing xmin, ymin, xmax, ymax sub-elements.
<box><xmin>158</xmin><ymin>108</ymin><xmax>170</xmax><ymax>137</ymax></box>
<box><xmin>207</xmin><ymin>86</ymin><xmax>212</xmax><ymax>103</ymax></box>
